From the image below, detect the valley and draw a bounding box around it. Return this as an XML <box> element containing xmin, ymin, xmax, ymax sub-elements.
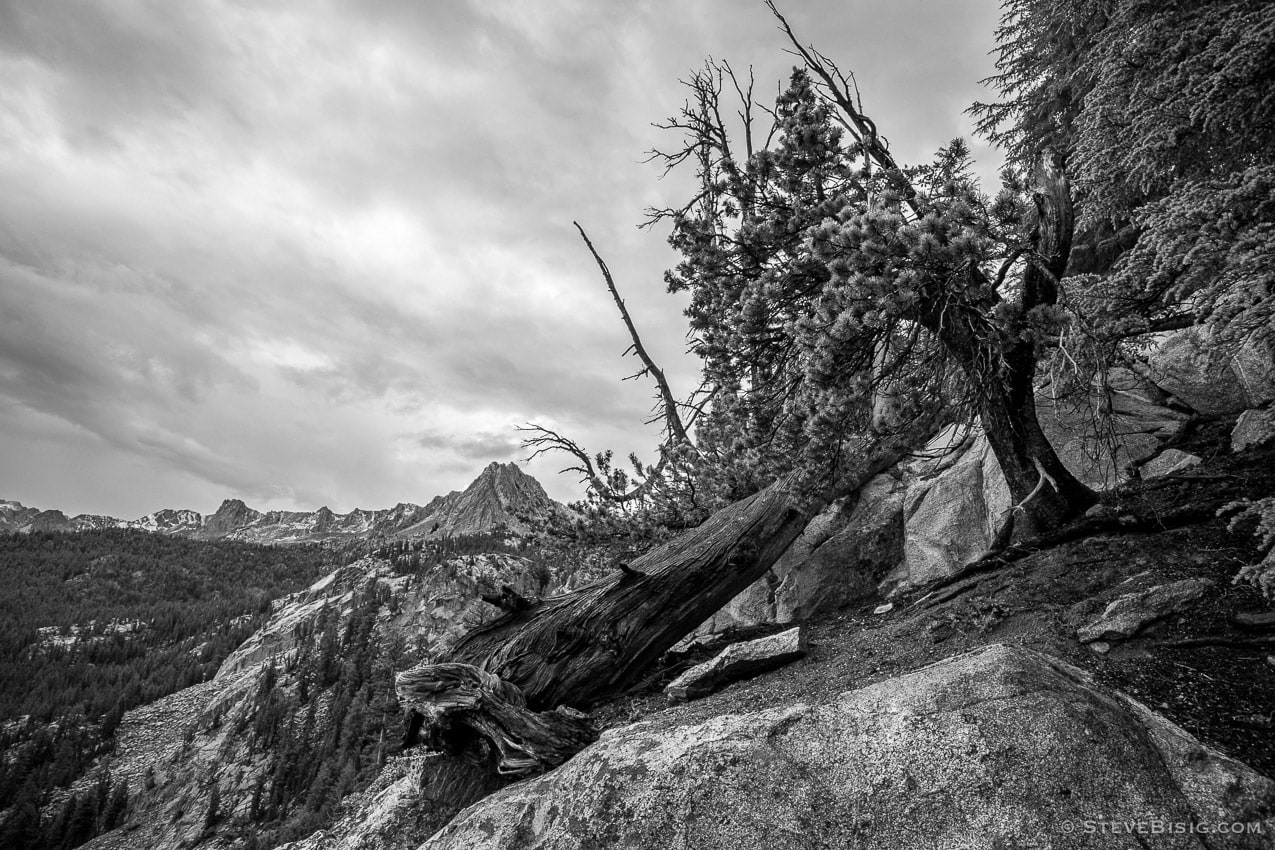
<box><xmin>0</xmin><ymin>462</ymin><xmax>575</xmax><ymax>850</ymax></box>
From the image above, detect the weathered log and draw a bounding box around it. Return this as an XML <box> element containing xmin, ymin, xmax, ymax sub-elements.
<box><xmin>396</xmin><ymin>662</ymin><xmax>596</xmax><ymax>776</ymax></box>
<box><xmin>412</xmin><ymin>754</ymin><xmax>509</xmax><ymax>835</ymax></box>
<box><xmin>395</xmin><ymin>419</ymin><xmax>935</xmax><ymax>775</ymax></box>
<box><xmin>436</xmin><ymin>427</ymin><xmax>928</xmax><ymax>711</ymax></box>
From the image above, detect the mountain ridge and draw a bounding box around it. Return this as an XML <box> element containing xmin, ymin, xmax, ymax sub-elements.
<box><xmin>0</xmin><ymin>461</ymin><xmax>565</xmax><ymax>545</ymax></box>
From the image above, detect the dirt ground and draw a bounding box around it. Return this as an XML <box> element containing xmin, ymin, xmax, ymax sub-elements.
<box><xmin>593</xmin><ymin>416</ymin><xmax>1275</xmax><ymax>778</ymax></box>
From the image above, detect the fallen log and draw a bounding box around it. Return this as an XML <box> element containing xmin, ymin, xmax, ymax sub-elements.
<box><xmin>441</xmin><ymin>430</ymin><xmax>921</xmax><ymax>711</ymax></box>
<box><xmin>395</xmin><ymin>423</ymin><xmax>932</xmax><ymax>773</ymax></box>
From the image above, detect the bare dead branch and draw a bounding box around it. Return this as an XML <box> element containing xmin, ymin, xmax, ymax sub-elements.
<box><xmin>519</xmin><ymin>423</ymin><xmax>674</xmax><ymax>505</ymax></box>
<box><xmin>766</xmin><ymin>0</ymin><xmax>923</xmax><ymax>218</ymax></box>
<box><xmin>574</xmin><ymin>222</ymin><xmax>689</xmax><ymax>447</ymax></box>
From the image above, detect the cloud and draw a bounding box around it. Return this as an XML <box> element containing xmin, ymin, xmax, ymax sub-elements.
<box><xmin>413</xmin><ymin>429</ymin><xmax>523</xmax><ymax>462</ymax></box>
<box><xmin>0</xmin><ymin>0</ymin><xmax>1004</xmax><ymax>517</ymax></box>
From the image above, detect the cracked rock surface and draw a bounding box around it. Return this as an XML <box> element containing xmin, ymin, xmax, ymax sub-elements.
<box><xmin>422</xmin><ymin>644</ymin><xmax>1275</xmax><ymax>850</ymax></box>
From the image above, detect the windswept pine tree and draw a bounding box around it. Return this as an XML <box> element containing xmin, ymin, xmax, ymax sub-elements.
<box><xmin>412</xmin><ymin>0</ymin><xmax>1275</xmax><ymax>777</ymax></box>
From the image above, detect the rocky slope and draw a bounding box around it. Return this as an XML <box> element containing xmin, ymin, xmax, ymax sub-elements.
<box><xmin>262</xmin><ymin>411</ymin><xmax>1275</xmax><ymax>849</ymax></box>
<box><xmin>1</xmin><ymin>462</ymin><xmax>565</xmax><ymax>545</ymax></box>
<box><xmin>702</xmin><ymin>329</ymin><xmax>1275</xmax><ymax>630</ymax></box>
<box><xmin>426</xmin><ymin>645</ymin><xmax>1273</xmax><ymax>849</ymax></box>
<box><xmin>76</xmin><ymin>545</ymin><xmax>604</xmax><ymax>850</ymax></box>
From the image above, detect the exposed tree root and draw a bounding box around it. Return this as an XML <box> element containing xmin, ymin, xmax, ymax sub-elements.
<box><xmin>397</xmin><ymin>663</ymin><xmax>597</xmax><ymax>777</ymax></box>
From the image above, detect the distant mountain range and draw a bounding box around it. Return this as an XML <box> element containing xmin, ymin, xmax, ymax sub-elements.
<box><xmin>0</xmin><ymin>461</ymin><xmax>567</xmax><ymax>545</ymax></box>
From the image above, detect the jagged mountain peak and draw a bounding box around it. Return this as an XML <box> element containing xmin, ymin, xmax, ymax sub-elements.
<box><xmin>0</xmin><ymin>500</ymin><xmax>39</xmax><ymax>533</ymax></box>
<box><xmin>199</xmin><ymin>498</ymin><xmax>263</xmax><ymax>538</ymax></box>
<box><xmin>470</xmin><ymin>461</ymin><xmax>545</xmax><ymax>496</ymax></box>
<box><xmin>1</xmin><ymin>461</ymin><xmax>565</xmax><ymax>545</ymax></box>
<box><xmin>384</xmin><ymin>462</ymin><xmax>563</xmax><ymax>541</ymax></box>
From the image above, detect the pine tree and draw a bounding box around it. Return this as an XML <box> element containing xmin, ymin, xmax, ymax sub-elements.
<box><xmin>202</xmin><ymin>782</ymin><xmax>221</xmax><ymax>834</ymax></box>
<box><xmin>62</xmin><ymin>790</ymin><xmax>97</xmax><ymax>849</ymax></box>
<box><xmin>0</xmin><ymin>781</ymin><xmax>42</xmax><ymax>850</ymax></box>
<box><xmin>100</xmin><ymin>698</ymin><xmax>125</xmax><ymax>740</ymax></box>
<box><xmin>99</xmin><ymin>778</ymin><xmax>128</xmax><ymax>833</ymax></box>
<box><xmin>972</xmin><ymin>0</ymin><xmax>1275</xmax><ymax>346</ymax></box>
<box><xmin>647</xmin><ymin>36</ymin><xmax>1095</xmax><ymax>535</ymax></box>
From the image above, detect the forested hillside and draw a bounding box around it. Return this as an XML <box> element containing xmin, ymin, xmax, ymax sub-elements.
<box><xmin>0</xmin><ymin>530</ymin><xmax>333</xmax><ymax>848</ymax></box>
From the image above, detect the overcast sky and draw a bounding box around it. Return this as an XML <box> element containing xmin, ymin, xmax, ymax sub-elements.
<box><xmin>0</xmin><ymin>0</ymin><xmax>1003</xmax><ymax>518</ymax></box>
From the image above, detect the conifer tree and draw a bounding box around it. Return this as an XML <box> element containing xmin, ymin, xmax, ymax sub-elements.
<box><xmin>565</xmin><ymin>0</ymin><xmax>1275</xmax><ymax>540</ymax></box>
<box><xmin>972</xmin><ymin>0</ymin><xmax>1275</xmax><ymax>344</ymax></box>
<box><xmin>202</xmin><ymin>782</ymin><xmax>221</xmax><ymax>834</ymax></box>
<box><xmin>645</xmin><ymin>9</ymin><xmax>1096</xmax><ymax>536</ymax></box>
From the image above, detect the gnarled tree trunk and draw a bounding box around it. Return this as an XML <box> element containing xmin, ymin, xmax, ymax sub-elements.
<box><xmin>977</xmin><ymin>153</ymin><xmax>1095</xmax><ymax>536</ymax></box>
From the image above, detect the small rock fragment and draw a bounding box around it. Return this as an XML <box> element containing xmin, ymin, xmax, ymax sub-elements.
<box><xmin>1233</xmin><ymin>610</ymin><xmax>1275</xmax><ymax>632</ymax></box>
<box><xmin>873</xmin><ymin>602</ymin><xmax>894</xmax><ymax>615</ymax></box>
<box><xmin>1138</xmin><ymin>449</ymin><xmax>1201</xmax><ymax>478</ymax></box>
<box><xmin>1077</xmin><ymin>579</ymin><xmax>1214</xmax><ymax>643</ymax></box>
<box><xmin>1088</xmin><ymin>641</ymin><xmax>1112</xmax><ymax>655</ymax></box>
<box><xmin>665</xmin><ymin>626</ymin><xmax>806</xmax><ymax>703</ymax></box>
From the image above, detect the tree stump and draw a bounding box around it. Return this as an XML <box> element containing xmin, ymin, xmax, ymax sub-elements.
<box><xmin>396</xmin><ymin>662</ymin><xmax>596</xmax><ymax>777</ymax></box>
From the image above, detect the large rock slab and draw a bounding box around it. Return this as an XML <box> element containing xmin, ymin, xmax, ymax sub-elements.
<box><xmin>772</xmin><ymin>475</ymin><xmax>904</xmax><ymax>621</ymax></box>
<box><xmin>693</xmin><ymin>473</ymin><xmax>904</xmax><ymax>633</ymax></box>
<box><xmin>880</xmin><ymin>425</ymin><xmax>1010</xmax><ymax>596</ymax></box>
<box><xmin>1036</xmin><ymin>368</ymin><xmax>1187</xmax><ymax>490</ymax></box>
<box><xmin>422</xmin><ymin>645</ymin><xmax>1275</xmax><ymax>849</ymax></box>
<box><xmin>665</xmin><ymin>626</ymin><xmax>806</xmax><ymax>703</ymax></box>
<box><xmin>884</xmin><ymin>372</ymin><xmax>1190</xmax><ymax>596</ymax></box>
<box><xmin>1141</xmin><ymin>328</ymin><xmax>1275</xmax><ymax>415</ymax></box>
<box><xmin>1077</xmin><ymin>578</ymin><xmax>1215</xmax><ymax>643</ymax></box>
<box><xmin>1142</xmin><ymin>329</ymin><xmax>1248</xmax><ymax>414</ymax></box>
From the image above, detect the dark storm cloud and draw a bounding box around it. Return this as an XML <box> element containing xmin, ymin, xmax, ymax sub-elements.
<box><xmin>414</xmin><ymin>429</ymin><xmax>523</xmax><ymax>462</ymax></box>
<box><xmin>0</xmin><ymin>0</ymin><xmax>1002</xmax><ymax>516</ymax></box>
